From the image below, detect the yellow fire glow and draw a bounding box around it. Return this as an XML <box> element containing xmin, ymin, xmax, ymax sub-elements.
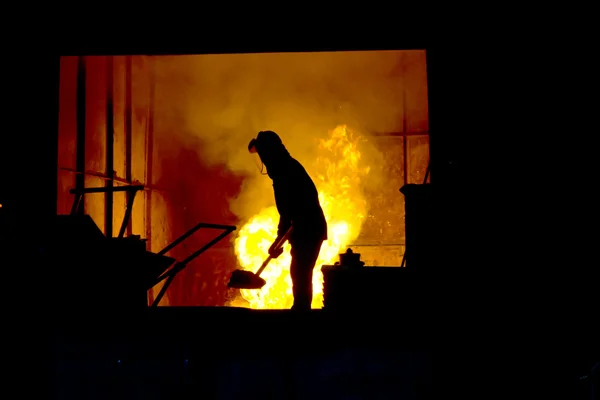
<box><xmin>232</xmin><ymin>125</ymin><xmax>370</xmax><ymax>309</ymax></box>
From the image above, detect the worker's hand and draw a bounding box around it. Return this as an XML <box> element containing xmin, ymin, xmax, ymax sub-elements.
<box><xmin>268</xmin><ymin>242</ymin><xmax>284</xmax><ymax>259</ymax></box>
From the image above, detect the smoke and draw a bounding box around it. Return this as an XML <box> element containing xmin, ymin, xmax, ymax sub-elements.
<box><xmin>152</xmin><ymin>51</ymin><xmax>414</xmax><ymax>222</ymax></box>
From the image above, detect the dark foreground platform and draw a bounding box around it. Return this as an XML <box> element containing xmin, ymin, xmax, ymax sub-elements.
<box><xmin>54</xmin><ymin>306</ymin><xmax>432</xmax><ymax>356</ymax></box>
<box><xmin>52</xmin><ymin>306</ymin><xmax>432</xmax><ymax>399</ymax></box>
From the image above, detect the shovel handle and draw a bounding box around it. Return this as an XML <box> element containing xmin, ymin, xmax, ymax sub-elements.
<box><xmin>274</xmin><ymin>226</ymin><xmax>293</xmax><ymax>248</ymax></box>
<box><xmin>254</xmin><ymin>227</ymin><xmax>293</xmax><ymax>277</ymax></box>
<box><xmin>255</xmin><ymin>256</ymin><xmax>272</xmax><ymax>277</ymax></box>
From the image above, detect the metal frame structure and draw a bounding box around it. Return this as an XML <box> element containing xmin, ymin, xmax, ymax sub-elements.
<box><xmin>150</xmin><ymin>222</ymin><xmax>236</xmax><ymax>307</ymax></box>
<box><xmin>69</xmin><ymin>183</ymin><xmax>236</xmax><ymax>308</ymax></box>
<box><xmin>70</xmin><ymin>55</ymin><xmax>153</xmax><ymax>241</ymax></box>
<box><xmin>70</xmin><ymin>185</ymin><xmax>144</xmax><ymax>239</ymax></box>
<box><xmin>370</xmin><ymin>130</ymin><xmax>430</xmax><ymax>186</ymax></box>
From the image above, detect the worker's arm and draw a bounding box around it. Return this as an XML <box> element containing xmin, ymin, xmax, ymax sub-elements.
<box><xmin>270</xmin><ymin>179</ymin><xmax>292</xmax><ymax>258</ymax></box>
<box><xmin>273</xmin><ymin>179</ymin><xmax>292</xmax><ymax>239</ymax></box>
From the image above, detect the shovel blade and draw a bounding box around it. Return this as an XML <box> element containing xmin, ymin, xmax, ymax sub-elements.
<box><xmin>228</xmin><ymin>269</ymin><xmax>266</xmax><ymax>289</ymax></box>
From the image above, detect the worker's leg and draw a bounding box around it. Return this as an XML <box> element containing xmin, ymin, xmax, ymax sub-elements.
<box><xmin>289</xmin><ymin>239</ymin><xmax>323</xmax><ymax>311</ymax></box>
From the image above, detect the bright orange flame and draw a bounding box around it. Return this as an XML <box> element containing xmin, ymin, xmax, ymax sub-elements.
<box><xmin>231</xmin><ymin>125</ymin><xmax>370</xmax><ymax>309</ymax></box>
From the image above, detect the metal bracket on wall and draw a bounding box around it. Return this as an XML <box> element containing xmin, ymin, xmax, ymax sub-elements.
<box><xmin>150</xmin><ymin>222</ymin><xmax>237</xmax><ymax>307</ymax></box>
<box><xmin>69</xmin><ymin>185</ymin><xmax>145</xmax><ymax>238</ymax></box>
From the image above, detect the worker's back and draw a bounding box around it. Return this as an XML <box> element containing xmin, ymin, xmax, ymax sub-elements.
<box><xmin>272</xmin><ymin>157</ymin><xmax>327</xmax><ymax>242</ymax></box>
<box><xmin>253</xmin><ymin>130</ymin><xmax>328</xmax><ymax>243</ymax></box>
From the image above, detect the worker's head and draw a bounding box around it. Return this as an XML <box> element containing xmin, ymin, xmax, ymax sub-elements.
<box><xmin>248</xmin><ymin>131</ymin><xmax>291</xmax><ymax>177</ymax></box>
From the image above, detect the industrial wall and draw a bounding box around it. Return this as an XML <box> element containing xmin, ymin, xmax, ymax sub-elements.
<box><xmin>57</xmin><ymin>56</ymin><xmax>243</xmax><ymax>307</ymax></box>
<box><xmin>56</xmin><ymin>52</ymin><xmax>429</xmax><ymax>307</ymax></box>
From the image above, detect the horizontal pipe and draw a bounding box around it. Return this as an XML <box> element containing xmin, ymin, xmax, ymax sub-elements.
<box><xmin>193</xmin><ymin>223</ymin><xmax>237</xmax><ymax>231</ymax></box>
<box><xmin>59</xmin><ymin>167</ymin><xmax>134</xmax><ymax>185</ymax></box>
<box><xmin>348</xmin><ymin>243</ymin><xmax>406</xmax><ymax>247</ymax></box>
<box><xmin>151</xmin><ymin>228</ymin><xmax>235</xmax><ymax>307</ymax></box>
<box><xmin>157</xmin><ymin>222</ymin><xmax>236</xmax><ymax>256</ymax></box>
<box><xmin>70</xmin><ymin>185</ymin><xmax>144</xmax><ymax>194</ymax></box>
<box><xmin>58</xmin><ymin>167</ymin><xmax>168</xmax><ymax>193</ymax></box>
<box><xmin>369</xmin><ymin>131</ymin><xmax>429</xmax><ymax>137</ymax></box>
<box><xmin>180</xmin><ymin>229</ymin><xmax>235</xmax><ymax>266</ymax></box>
<box><xmin>154</xmin><ymin>227</ymin><xmax>236</xmax><ymax>282</ymax></box>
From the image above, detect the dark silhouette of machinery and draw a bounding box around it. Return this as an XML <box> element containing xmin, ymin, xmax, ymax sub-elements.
<box><xmin>50</xmin><ymin>184</ymin><xmax>235</xmax><ymax>318</ymax></box>
<box><xmin>320</xmin><ymin>164</ymin><xmax>434</xmax><ymax>313</ymax></box>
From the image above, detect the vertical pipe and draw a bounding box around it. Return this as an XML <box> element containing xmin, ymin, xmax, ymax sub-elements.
<box><xmin>50</xmin><ymin>57</ymin><xmax>60</xmax><ymax>218</ymax></box>
<box><xmin>146</xmin><ymin>58</ymin><xmax>155</xmax><ymax>247</ymax></box>
<box><xmin>401</xmin><ymin>53</ymin><xmax>409</xmax><ymax>262</ymax></box>
<box><xmin>105</xmin><ymin>56</ymin><xmax>115</xmax><ymax>237</ymax></box>
<box><xmin>425</xmin><ymin>48</ymin><xmax>437</xmax><ymax>184</ymax></box>
<box><xmin>402</xmin><ymin>91</ymin><xmax>408</xmax><ymax>186</ymax></box>
<box><xmin>146</xmin><ymin>57</ymin><xmax>156</xmax><ymax>306</ymax></box>
<box><xmin>75</xmin><ymin>56</ymin><xmax>87</xmax><ymax>215</ymax></box>
<box><xmin>401</xmin><ymin>52</ymin><xmax>409</xmax><ymax>186</ymax></box>
<box><xmin>125</xmin><ymin>56</ymin><xmax>133</xmax><ymax>236</ymax></box>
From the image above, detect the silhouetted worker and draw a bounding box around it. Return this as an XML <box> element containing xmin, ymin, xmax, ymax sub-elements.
<box><xmin>248</xmin><ymin>131</ymin><xmax>328</xmax><ymax>311</ymax></box>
